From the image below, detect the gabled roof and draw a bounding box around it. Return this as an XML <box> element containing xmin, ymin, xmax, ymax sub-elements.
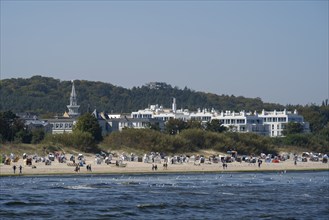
<box><xmin>92</xmin><ymin>109</ymin><xmax>104</xmax><ymax>120</ymax></box>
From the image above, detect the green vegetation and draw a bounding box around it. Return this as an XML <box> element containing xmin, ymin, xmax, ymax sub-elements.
<box><xmin>73</xmin><ymin>113</ymin><xmax>103</xmax><ymax>142</ymax></box>
<box><xmin>42</xmin><ymin>131</ymin><xmax>99</xmax><ymax>153</ymax></box>
<box><xmin>1</xmin><ymin>76</ymin><xmax>329</xmax><ymax>155</ymax></box>
<box><xmin>1</xmin><ymin>75</ymin><xmax>283</xmax><ymax>115</ymax></box>
<box><xmin>0</xmin><ymin>111</ymin><xmax>45</xmax><ymax>144</ymax></box>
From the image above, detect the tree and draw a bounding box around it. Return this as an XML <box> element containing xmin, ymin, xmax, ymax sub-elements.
<box><xmin>31</xmin><ymin>128</ymin><xmax>45</xmax><ymax>144</ymax></box>
<box><xmin>73</xmin><ymin>113</ymin><xmax>103</xmax><ymax>142</ymax></box>
<box><xmin>186</xmin><ymin>120</ymin><xmax>203</xmax><ymax>130</ymax></box>
<box><xmin>146</xmin><ymin>122</ymin><xmax>161</xmax><ymax>131</ymax></box>
<box><xmin>0</xmin><ymin>111</ymin><xmax>13</xmax><ymax>141</ymax></box>
<box><xmin>0</xmin><ymin>111</ymin><xmax>27</xmax><ymax>142</ymax></box>
<box><xmin>205</xmin><ymin>119</ymin><xmax>227</xmax><ymax>133</ymax></box>
<box><xmin>282</xmin><ymin>122</ymin><xmax>304</xmax><ymax>135</ymax></box>
<box><xmin>165</xmin><ymin>118</ymin><xmax>187</xmax><ymax>135</ymax></box>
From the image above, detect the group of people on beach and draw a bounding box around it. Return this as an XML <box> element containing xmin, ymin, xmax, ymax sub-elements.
<box><xmin>74</xmin><ymin>164</ymin><xmax>92</xmax><ymax>173</ymax></box>
<box><xmin>152</xmin><ymin>164</ymin><xmax>158</xmax><ymax>171</ymax></box>
<box><xmin>12</xmin><ymin>165</ymin><xmax>23</xmax><ymax>174</ymax></box>
<box><xmin>163</xmin><ymin>162</ymin><xmax>168</xmax><ymax>170</ymax></box>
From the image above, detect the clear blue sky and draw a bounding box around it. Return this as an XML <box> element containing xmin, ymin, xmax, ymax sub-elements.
<box><xmin>1</xmin><ymin>0</ymin><xmax>328</xmax><ymax>106</ymax></box>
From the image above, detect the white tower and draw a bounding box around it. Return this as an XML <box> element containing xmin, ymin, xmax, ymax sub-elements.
<box><xmin>67</xmin><ymin>80</ymin><xmax>80</xmax><ymax>118</ymax></box>
<box><xmin>172</xmin><ymin>97</ymin><xmax>177</xmax><ymax>113</ymax></box>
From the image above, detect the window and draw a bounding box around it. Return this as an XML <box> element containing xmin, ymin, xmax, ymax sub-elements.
<box><xmin>237</xmin><ymin>119</ymin><xmax>245</xmax><ymax>124</ymax></box>
<box><xmin>279</xmin><ymin>117</ymin><xmax>286</xmax><ymax>122</ymax></box>
<box><xmin>247</xmin><ymin>119</ymin><xmax>255</xmax><ymax>124</ymax></box>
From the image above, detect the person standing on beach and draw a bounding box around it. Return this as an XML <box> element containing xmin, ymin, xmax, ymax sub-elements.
<box><xmin>258</xmin><ymin>159</ymin><xmax>262</xmax><ymax>168</ymax></box>
<box><xmin>294</xmin><ymin>155</ymin><xmax>298</xmax><ymax>165</ymax></box>
<box><xmin>13</xmin><ymin>165</ymin><xmax>16</xmax><ymax>174</ymax></box>
<box><xmin>75</xmin><ymin>165</ymin><xmax>80</xmax><ymax>172</ymax></box>
<box><xmin>19</xmin><ymin>165</ymin><xmax>23</xmax><ymax>174</ymax></box>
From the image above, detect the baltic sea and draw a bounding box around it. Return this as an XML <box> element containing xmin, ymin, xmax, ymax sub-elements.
<box><xmin>1</xmin><ymin>171</ymin><xmax>328</xmax><ymax>219</ymax></box>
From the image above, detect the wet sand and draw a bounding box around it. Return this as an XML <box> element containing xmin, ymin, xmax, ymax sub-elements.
<box><xmin>1</xmin><ymin>156</ymin><xmax>328</xmax><ymax>176</ymax></box>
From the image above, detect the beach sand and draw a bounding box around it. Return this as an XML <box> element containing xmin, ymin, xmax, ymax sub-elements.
<box><xmin>1</xmin><ymin>156</ymin><xmax>328</xmax><ymax>176</ymax></box>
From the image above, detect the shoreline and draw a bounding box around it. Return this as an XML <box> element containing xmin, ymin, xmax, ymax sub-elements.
<box><xmin>1</xmin><ymin>169</ymin><xmax>329</xmax><ymax>178</ymax></box>
<box><xmin>1</xmin><ymin>157</ymin><xmax>328</xmax><ymax>177</ymax></box>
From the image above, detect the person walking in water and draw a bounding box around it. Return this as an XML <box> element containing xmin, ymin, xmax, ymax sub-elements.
<box><xmin>13</xmin><ymin>165</ymin><xmax>17</xmax><ymax>174</ymax></box>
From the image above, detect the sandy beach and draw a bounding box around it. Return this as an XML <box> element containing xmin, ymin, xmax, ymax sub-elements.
<box><xmin>1</xmin><ymin>155</ymin><xmax>328</xmax><ymax>176</ymax></box>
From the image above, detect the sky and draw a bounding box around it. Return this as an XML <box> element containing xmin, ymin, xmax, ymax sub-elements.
<box><xmin>1</xmin><ymin>0</ymin><xmax>328</xmax><ymax>106</ymax></box>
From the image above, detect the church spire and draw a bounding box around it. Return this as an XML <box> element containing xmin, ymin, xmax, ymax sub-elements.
<box><xmin>70</xmin><ymin>81</ymin><xmax>78</xmax><ymax>106</ymax></box>
<box><xmin>67</xmin><ymin>80</ymin><xmax>80</xmax><ymax>118</ymax></box>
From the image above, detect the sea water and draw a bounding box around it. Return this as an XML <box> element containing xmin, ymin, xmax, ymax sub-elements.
<box><xmin>1</xmin><ymin>171</ymin><xmax>328</xmax><ymax>219</ymax></box>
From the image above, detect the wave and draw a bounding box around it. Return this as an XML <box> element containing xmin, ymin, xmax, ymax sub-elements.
<box><xmin>178</xmin><ymin>191</ymin><xmax>210</xmax><ymax>196</ymax></box>
<box><xmin>65</xmin><ymin>185</ymin><xmax>94</xmax><ymax>190</ymax></box>
<box><xmin>59</xmin><ymin>183</ymin><xmax>113</xmax><ymax>190</ymax></box>
<box><xmin>4</xmin><ymin>201</ymin><xmax>46</xmax><ymax>206</ymax></box>
<box><xmin>221</xmin><ymin>192</ymin><xmax>235</xmax><ymax>195</ymax></box>
<box><xmin>136</xmin><ymin>203</ymin><xmax>167</xmax><ymax>209</ymax></box>
<box><xmin>87</xmin><ymin>183</ymin><xmax>113</xmax><ymax>189</ymax></box>
<box><xmin>120</xmin><ymin>181</ymin><xmax>140</xmax><ymax>186</ymax></box>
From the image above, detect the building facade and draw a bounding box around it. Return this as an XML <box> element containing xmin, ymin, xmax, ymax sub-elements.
<box><xmin>258</xmin><ymin>109</ymin><xmax>310</xmax><ymax>137</ymax></box>
<box><xmin>129</xmin><ymin>98</ymin><xmax>309</xmax><ymax>137</ymax></box>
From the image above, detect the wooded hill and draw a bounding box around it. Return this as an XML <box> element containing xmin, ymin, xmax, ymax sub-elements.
<box><xmin>1</xmin><ymin>75</ymin><xmax>328</xmax><ymax>134</ymax></box>
<box><xmin>1</xmin><ymin>75</ymin><xmax>284</xmax><ymax>115</ymax></box>
<box><xmin>1</xmin><ymin>75</ymin><xmax>328</xmax><ymax>153</ymax></box>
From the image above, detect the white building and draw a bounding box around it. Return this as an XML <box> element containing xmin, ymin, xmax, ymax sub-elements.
<box><xmin>131</xmin><ymin>99</ymin><xmax>190</xmax><ymax>122</ymax></box>
<box><xmin>107</xmin><ymin>117</ymin><xmax>164</xmax><ymax>132</ymax></box>
<box><xmin>212</xmin><ymin>110</ymin><xmax>269</xmax><ymax>136</ymax></box>
<box><xmin>258</xmin><ymin>109</ymin><xmax>310</xmax><ymax>137</ymax></box>
<box><xmin>130</xmin><ymin>98</ymin><xmax>309</xmax><ymax>137</ymax></box>
<box><xmin>190</xmin><ymin>108</ymin><xmax>213</xmax><ymax>123</ymax></box>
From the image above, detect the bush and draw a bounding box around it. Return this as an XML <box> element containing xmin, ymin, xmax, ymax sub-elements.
<box><xmin>42</xmin><ymin>131</ymin><xmax>98</xmax><ymax>153</ymax></box>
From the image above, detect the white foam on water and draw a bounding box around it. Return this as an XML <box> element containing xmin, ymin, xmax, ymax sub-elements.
<box><xmin>66</xmin><ymin>185</ymin><xmax>94</xmax><ymax>190</ymax></box>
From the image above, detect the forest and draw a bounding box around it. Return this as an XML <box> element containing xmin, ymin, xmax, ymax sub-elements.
<box><xmin>1</xmin><ymin>75</ymin><xmax>284</xmax><ymax>115</ymax></box>
<box><xmin>0</xmin><ymin>75</ymin><xmax>328</xmax><ymax>155</ymax></box>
